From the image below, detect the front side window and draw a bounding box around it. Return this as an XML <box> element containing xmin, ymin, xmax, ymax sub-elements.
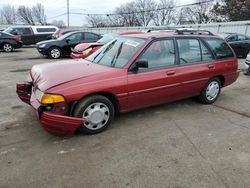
<box><xmin>66</xmin><ymin>33</ymin><xmax>83</xmax><ymax>42</ymax></box>
<box><xmin>137</xmin><ymin>39</ymin><xmax>175</xmax><ymax>69</ymax></box>
<box><xmin>205</xmin><ymin>39</ymin><xmax>234</xmax><ymax>59</ymax></box>
<box><xmin>86</xmin><ymin>37</ymin><xmax>146</xmax><ymax>68</ymax></box>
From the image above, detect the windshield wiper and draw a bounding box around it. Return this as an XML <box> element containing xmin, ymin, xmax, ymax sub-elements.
<box><xmin>92</xmin><ymin>40</ymin><xmax>116</xmax><ymax>63</ymax></box>
<box><xmin>110</xmin><ymin>42</ymin><xmax>123</xmax><ymax>67</ymax></box>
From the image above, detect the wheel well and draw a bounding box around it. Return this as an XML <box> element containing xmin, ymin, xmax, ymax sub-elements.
<box><xmin>72</xmin><ymin>92</ymin><xmax>120</xmax><ymax>115</ymax></box>
<box><xmin>49</xmin><ymin>46</ymin><xmax>61</xmax><ymax>52</ymax></box>
<box><xmin>215</xmin><ymin>75</ymin><xmax>225</xmax><ymax>87</ymax></box>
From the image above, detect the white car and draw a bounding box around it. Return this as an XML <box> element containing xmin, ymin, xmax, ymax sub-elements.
<box><xmin>245</xmin><ymin>52</ymin><xmax>250</xmax><ymax>74</ymax></box>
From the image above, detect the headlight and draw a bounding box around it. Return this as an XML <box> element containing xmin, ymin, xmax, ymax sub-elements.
<box><xmin>39</xmin><ymin>44</ymin><xmax>46</xmax><ymax>48</ymax></box>
<box><xmin>27</xmin><ymin>74</ymin><xmax>32</xmax><ymax>83</ymax></box>
<box><xmin>35</xmin><ymin>89</ymin><xmax>65</xmax><ymax>105</ymax></box>
<box><xmin>82</xmin><ymin>48</ymin><xmax>93</xmax><ymax>55</ymax></box>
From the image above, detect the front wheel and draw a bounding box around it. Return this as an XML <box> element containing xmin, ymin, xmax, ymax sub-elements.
<box><xmin>73</xmin><ymin>95</ymin><xmax>115</xmax><ymax>134</ymax></box>
<box><xmin>3</xmin><ymin>43</ymin><xmax>13</xmax><ymax>52</ymax></box>
<box><xmin>198</xmin><ymin>78</ymin><xmax>221</xmax><ymax>104</ymax></box>
<box><xmin>48</xmin><ymin>47</ymin><xmax>61</xmax><ymax>59</ymax></box>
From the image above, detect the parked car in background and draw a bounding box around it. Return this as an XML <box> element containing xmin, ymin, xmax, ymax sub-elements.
<box><xmin>4</xmin><ymin>25</ymin><xmax>58</xmax><ymax>45</ymax></box>
<box><xmin>219</xmin><ymin>32</ymin><xmax>250</xmax><ymax>58</ymax></box>
<box><xmin>244</xmin><ymin>52</ymin><xmax>250</xmax><ymax>75</ymax></box>
<box><xmin>36</xmin><ymin>31</ymin><xmax>101</xmax><ymax>59</ymax></box>
<box><xmin>71</xmin><ymin>31</ymin><xmax>143</xmax><ymax>59</ymax></box>
<box><xmin>0</xmin><ymin>31</ymin><xmax>22</xmax><ymax>52</ymax></box>
<box><xmin>17</xmin><ymin>30</ymin><xmax>239</xmax><ymax>136</ymax></box>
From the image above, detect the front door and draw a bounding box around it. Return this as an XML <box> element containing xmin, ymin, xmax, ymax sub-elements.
<box><xmin>127</xmin><ymin>39</ymin><xmax>181</xmax><ymax>111</ymax></box>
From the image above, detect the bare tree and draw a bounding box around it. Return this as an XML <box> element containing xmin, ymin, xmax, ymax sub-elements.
<box><xmin>32</xmin><ymin>3</ymin><xmax>46</xmax><ymax>25</ymax></box>
<box><xmin>1</xmin><ymin>5</ymin><xmax>16</xmax><ymax>24</ymax></box>
<box><xmin>177</xmin><ymin>0</ymin><xmax>213</xmax><ymax>24</ymax></box>
<box><xmin>87</xmin><ymin>15</ymin><xmax>108</xmax><ymax>27</ymax></box>
<box><xmin>135</xmin><ymin>0</ymin><xmax>156</xmax><ymax>26</ymax></box>
<box><xmin>114</xmin><ymin>2</ymin><xmax>140</xmax><ymax>26</ymax></box>
<box><xmin>153</xmin><ymin>0</ymin><xmax>176</xmax><ymax>26</ymax></box>
<box><xmin>17</xmin><ymin>5</ymin><xmax>35</xmax><ymax>25</ymax></box>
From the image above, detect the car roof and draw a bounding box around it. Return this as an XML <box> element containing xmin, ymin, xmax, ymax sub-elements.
<box><xmin>122</xmin><ymin>31</ymin><xmax>222</xmax><ymax>40</ymax></box>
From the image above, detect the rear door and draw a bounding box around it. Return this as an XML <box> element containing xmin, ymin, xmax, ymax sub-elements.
<box><xmin>172</xmin><ymin>37</ymin><xmax>215</xmax><ymax>97</ymax></box>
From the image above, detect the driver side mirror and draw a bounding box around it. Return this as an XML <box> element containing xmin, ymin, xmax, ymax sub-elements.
<box><xmin>137</xmin><ymin>59</ymin><xmax>148</xmax><ymax>68</ymax></box>
<box><xmin>130</xmin><ymin>59</ymin><xmax>148</xmax><ymax>72</ymax></box>
<box><xmin>65</xmin><ymin>39</ymin><xmax>71</xmax><ymax>43</ymax></box>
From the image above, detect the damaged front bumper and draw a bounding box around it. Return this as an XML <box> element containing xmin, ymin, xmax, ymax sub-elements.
<box><xmin>16</xmin><ymin>82</ymin><xmax>84</xmax><ymax>136</ymax></box>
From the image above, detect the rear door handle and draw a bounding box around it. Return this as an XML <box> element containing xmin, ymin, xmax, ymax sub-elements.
<box><xmin>208</xmin><ymin>64</ymin><xmax>215</xmax><ymax>69</ymax></box>
<box><xmin>166</xmin><ymin>71</ymin><xmax>175</xmax><ymax>76</ymax></box>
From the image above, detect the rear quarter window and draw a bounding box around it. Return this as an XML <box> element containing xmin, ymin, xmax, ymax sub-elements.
<box><xmin>205</xmin><ymin>38</ymin><xmax>234</xmax><ymax>59</ymax></box>
<box><xmin>36</xmin><ymin>28</ymin><xmax>56</xmax><ymax>33</ymax></box>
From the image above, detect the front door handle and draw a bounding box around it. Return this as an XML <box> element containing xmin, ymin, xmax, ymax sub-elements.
<box><xmin>166</xmin><ymin>71</ymin><xmax>175</xmax><ymax>76</ymax></box>
<box><xmin>208</xmin><ymin>64</ymin><xmax>215</xmax><ymax>69</ymax></box>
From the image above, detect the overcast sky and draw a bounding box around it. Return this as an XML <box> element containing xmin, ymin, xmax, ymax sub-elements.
<box><xmin>0</xmin><ymin>0</ymin><xmax>194</xmax><ymax>26</ymax></box>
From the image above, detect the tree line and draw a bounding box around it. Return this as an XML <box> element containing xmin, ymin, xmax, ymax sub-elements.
<box><xmin>0</xmin><ymin>3</ymin><xmax>47</xmax><ymax>25</ymax></box>
<box><xmin>87</xmin><ymin>0</ymin><xmax>250</xmax><ymax>27</ymax></box>
<box><xmin>0</xmin><ymin>0</ymin><xmax>249</xmax><ymax>27</ymax></box>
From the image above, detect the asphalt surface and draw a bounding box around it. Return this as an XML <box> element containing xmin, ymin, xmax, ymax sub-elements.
<box><xmin>0</xmin><ymin>47</ymin><xmax>250</xmax><ymax>188</ymax></box>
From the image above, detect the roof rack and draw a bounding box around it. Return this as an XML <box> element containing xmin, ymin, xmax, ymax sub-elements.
<box><xmin>175</xmin><ymin>29</ymin><xmax>214</xmax><ymax>35</ymax></box>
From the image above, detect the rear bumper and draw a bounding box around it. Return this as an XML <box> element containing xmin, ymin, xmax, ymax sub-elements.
<box><xmin>16</xmin><ymin>82</ymin><xmax>84</xmax><ymax>136</ymax></box>
<box><xmin>224</xmin><ymin>71</ymin><xmax>240</xmax><ymax>87</ymax></box>
<box><xmin>14</xmin><ymin>42</ymin><xmax>23</xmax><ymax>49</ymax></box>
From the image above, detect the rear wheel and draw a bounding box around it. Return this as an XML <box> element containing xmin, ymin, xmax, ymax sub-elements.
<box><xmin>3</xmin><ymin>43</ymin><xmax>13</xmax><ymax>52</ymax></box>
<box><xmin>198</xmin><ymin>78</ymin><xmax>221</xmax><ymax>104</ymax></box>
<box><xmin>48</xmin><ymin>47</ymin><xmax>61</xmax><ymax>59</ymax></box>
<box><xmin>73</xmin><ymin>95</ymin><xmax>115</xmax><ymax>134</ymax></box>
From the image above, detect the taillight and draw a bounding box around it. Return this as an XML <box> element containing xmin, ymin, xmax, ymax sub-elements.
<box><xmin>11</xmin><ymin>35</ymin><xmax>21</xmax><ymax>42</ymax></box>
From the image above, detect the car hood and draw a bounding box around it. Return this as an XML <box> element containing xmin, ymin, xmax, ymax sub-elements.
<box><xmin>36</xmin><ymin>39</ymin><xmax>58</xmax><ymax>46</ymax></box>
<box><xmin>31</xmin><ymin>59</ymin><xmax>112</xmax><ymax>91</ymax></box>
<box><xmin>74</xmin><ymin>42</ymin><xmax>103</xmax><ymax>51</ymax></box>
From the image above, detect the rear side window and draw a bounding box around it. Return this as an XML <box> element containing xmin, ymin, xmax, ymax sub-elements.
<box><xmin>36</xmin><ymin>28</ymin><xmax>56</xmax><ymax>32</ymax></box>
<box><xmin>205</xmin><ymin>39</ymin><xmax>234</xmax><ymax>59</ymax></box>
<box><xmin>85</xmin><ymin>33</ymin><xmax>99</xmax><ymax>40</ymax></box>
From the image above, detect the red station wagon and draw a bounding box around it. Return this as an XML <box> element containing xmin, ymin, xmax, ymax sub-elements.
<box><xmin>17</xmin><ymin>30</ymin><xmax>239</xmax><ymax>136</ymax></box>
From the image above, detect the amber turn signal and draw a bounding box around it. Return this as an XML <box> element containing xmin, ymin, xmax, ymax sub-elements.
<box><xmin>41</xmin><ymin>94</ymin><xmax>65</xmax><ymax>104</ymax></box>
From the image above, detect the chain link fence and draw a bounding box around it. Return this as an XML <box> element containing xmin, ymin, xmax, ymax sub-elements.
<box><xmin>70</xmin><ymin>20</ymin><xmax>250</xmax><ymax>36</ymax></box>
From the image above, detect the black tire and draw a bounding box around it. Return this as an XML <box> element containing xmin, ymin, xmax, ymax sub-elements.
<box><xmin>198</xmin><ymin>78</ymin><xmax>221</xmax><ymax>104</ymax></box>
<box><xmin>48</xmin><ymin>47</ymin><xmax>61</xmax><ymax>59</ymax></box>
<box><xmin>3</xmin><ymin>43</ymin><xmax>13</xmax><ymax>52</ymax></box>
<box><xmin>73</xmin><ymin>95</ymin><xmax>115</xmax><ymax>134</ymax></box>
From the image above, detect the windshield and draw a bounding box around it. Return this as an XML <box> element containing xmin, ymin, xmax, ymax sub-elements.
<box><xmin>86</xmin><ymin>36</ymin><xmax>146</xmax><ymax>68</ymax></box>
<box><xmin>4</xmin><ymin>27</ymin><xmax>13</xmax><ymax>33</ymax></box>
<box><xmin>218</xmin><ymin>33</ymin><xmax>231</xmax><ymax>39</ymax></box>
<box><xmin>57</xmin><ymin>32</ymin><xmax>75</xmax><ymax>40</ymax></box>
<box><xmin>97</xmin><ymin>33</ymin><xmax>119</xmax><ymax>44</ymax></box>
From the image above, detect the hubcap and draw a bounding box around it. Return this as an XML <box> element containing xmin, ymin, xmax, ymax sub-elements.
<box><xmin>3</xmin><ymin>44</ymin><xmax>12</xmax><ymax>52</ymax></box>
<box><xmin>82</xmin><ymin>103</ymin><xmax>110</xmax><ymax>130</ymax></box>
<box><xmin>206</xmin><ymin>81</ymin><xmax>219</xmax><ymax>101</ymax></box>
<box><xmin>50</xmin><ymin>48</ymin><xmax>60</xmax><ymax>58</ymax></box>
